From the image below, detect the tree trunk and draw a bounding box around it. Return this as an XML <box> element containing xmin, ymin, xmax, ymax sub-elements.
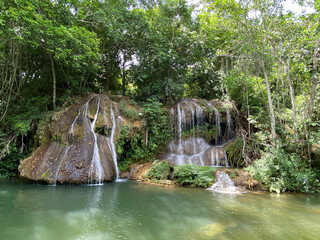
<box><xmin>122</xmin><ymin>54</ymin><xmax>126</xmax><ymax>96</ymax></box>
<box><xmin>282</xmin><ymin>57</ymin><xmax>298</xmax><ymax>139</ymax></box>
<box><xmin>261</xmin><ymin>60</ymin><xmax>276</xmax><ymax>141</ymax></box>
<box><xmin>49</xmin><ymin>53</ymin><xmax>56</xmax><ymax>110</ymax></box>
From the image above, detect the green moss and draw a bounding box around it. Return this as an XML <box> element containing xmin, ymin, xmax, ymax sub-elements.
<box><xmin>41</xmin><ymin>169</ymin><xmax>53</xmax><ymax>181</ymax></box>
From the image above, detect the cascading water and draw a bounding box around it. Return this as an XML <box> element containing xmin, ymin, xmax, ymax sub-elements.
<box><xmin>56</xmin><ymin>96</ymin><xmax>123</xmax><ymax>185</ymax></box>
<box><xmin>52</xmin><ymin>97</ymin><xmax>96</xmax><ymax>186</ymax></box>
<box><xmin>207</xmin><ymin>171</ymin><xmax>246</xmax><ymax>194</ymax></box>
<box><xmin>215</xmin><ymin>150</ymin><xmax>219</xmax><ymax>166</ymax></box>
<box><xmin>88</xmin><ymin>99</ymin><xmax>104</xmax><ymax>185</ymax></box>
<box><xmin>108</xmin><ymin>105</ymin><xmax>120</xmax><ymax>181</ymax></box>
<box><xmin>167</xmin><ymin>99</ymin><xmax>233</xmax><ymax>167</ymax></box>
<box><xmin>52</xmin><ymin>146</ymin><xmax>70</xmax><ymax>186</ymax></box>
<box><xmin>226</xmin><ymin>109</ymin><xmax>233</xmax><ymax>141</ymax></box>
<box><xmin>70</xmin><ymin>110</ymin><xmax>80</xmax><ymax>140</ymax></box>
<box><xmin>69</xmin><ymin>97</ymin><xmax>93</xmax><ymax>142</ymax></box>
<box><xmin>212</xmin><ymin>107</ymin><xmax>221</xmax><ymax>145</ymax></box>
<box><xmin>176</xmin><ymin>103</ymin><xmax>184</xmax><ymax>165</ymax></box>
<box><xmin>224</xmin><ymin>149</ymin><xmax>229</xmax><ymax>167</ymax></box>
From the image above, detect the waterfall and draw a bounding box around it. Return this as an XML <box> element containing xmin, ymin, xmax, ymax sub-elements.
<box><xmin>210</xmin><ymin>151</ymin><xmax>214</xmax><ymax>166</ymax></box>
<box><xmin>191</xmin><ymin>105</ymin><xmax>195</xmax><ymax>138</ymax></box>
<box><xmin>207</xmin><ymin>171</ymin><xmax>246</xmax><ymax>194</ymax></box>
<box><xmin>212</xmin><ymin>107</ymin><xmax>221</xmax><ymax>145</ymax></box>
<box><xmin>224</xmin><ymin>149</ymin><xmax>229</xmax><ymax>167</ymax></box>
<box><xmin>190</xmin><ymin>105</ymin><xmax>196</xmax><ymax>155</ymax></box>
<box><xmin>70</xmin><ymin>110</ymin><xmax>80</xmax><ymax>140</ymax></box>
<box><xmin>167</xmin><ymin>100</ymin><xmax>230</xmax><ymax>167</ymax></box>
<box><xmin>215</xmin><ymin>150</ymin><xmax>219</xmax><ymax>166</ymax></box>
<box><xmin>54</xmin><ymin>96</ymin><xmax>97</xmax><ymax>185</ymax></box>
<box><xmin>109</xmin><ymin>105</ymin><xmax>120</xmax><ymax>180</ymax></box>
<box><xmin>199</xmin><ymin>151</ymin><xmax>204</xmax><ymax>166</ymax></box>
<box><xmin>176</xmin><ymin>104</ymin><xmax>184</xmax><ymax>165</ymax></box>
<box><xmin>194</xmin><ymin>102</ymin><xmax>203</xmax><ymax>128</ymax></box>
<box><xmin>177</xmin><ymin>104</ymin><xmax>182</xmax><ymax>143</ymax></box>
<box><xmin>226</xmin><ymin>109</ymin><xmax>233</xmax><ymax>141</ymax></box>
<box><xmin>52</xmin><ymin>146</ymin><xmax>70</xmax><ymax>186</ymax></box>
<box><xmin>83</xmin><ymin>100</ymin><xmax>90</xmax><ymax>117</ymax></box>
<box><xmin>88</xmin><ymin>99</ymin><xmax>104</xmax><ymax>185</ymax></box>
<box><xmin>70</xmin><ymin>96</ymin><xmax>94</xmax><ymax>142</ymax></box>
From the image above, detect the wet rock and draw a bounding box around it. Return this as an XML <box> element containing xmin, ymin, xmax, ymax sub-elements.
<box><xmin>19</xmin><ymin>94</ymin><xmax>136</xmax><ymax>184</ymax></box>
<box><xmin>167</xmin><ymin>98</ymin><xmax>235</xmax><ymax>167</ymax></box>
<box><xmin>128</xmin><ymin>162</ymin><xmax>153</xmax><ymax>181</ymax></box>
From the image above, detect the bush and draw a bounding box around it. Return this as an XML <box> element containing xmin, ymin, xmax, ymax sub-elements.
<box><xmin>172</xmin><ymin>164</ymin><xmax>216</xmax><ymax>187</ymax></box>
<box><xmin>116</xmin><ymin>98</ymin><xmax>173</xmax><ymax>171</ymax></box>
<box><xmin>119</xmin><ymin>99</ymin><xmax>140</xmax><ymax>121</ymax></box>
<box><xmin>144</xmin><ymin>160</ymin><xmax>170</xmax><ymax>181</ymax></box>
<box><xmin>0</xmin><ymin>142</ymin><xmax>25</xmax><ymax>179</ymax></box>
<box><xmin>246</xmin><ymin>144</ymin><xmax>320</xmax><ymax>193</ymax></box>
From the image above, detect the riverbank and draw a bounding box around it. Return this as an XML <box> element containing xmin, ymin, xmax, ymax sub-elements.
<box><xmin>126</xmin><ymin>161</ymin><xmax>264</xmax><ymax>191</ymax></box>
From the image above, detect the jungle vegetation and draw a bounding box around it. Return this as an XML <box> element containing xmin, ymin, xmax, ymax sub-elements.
<box><xmin>0</xmin><ymin>0</ymin><xmax>319</xmax><ymax>192</ymax></box>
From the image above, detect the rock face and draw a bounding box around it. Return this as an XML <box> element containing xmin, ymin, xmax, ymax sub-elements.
<box><xmin>19</xmin><ymin>95</ymin><xmax>236</xmax><ymax>184</ymax></box>
<box><xmin>20</xmin><ymin>94</ymin><xmax>131</xmax><ymax>184</ymax></box>
<box><xmin>167</xmin><ymin>99</ymin><xmax>234</xmax><ymax>167</ymax></box>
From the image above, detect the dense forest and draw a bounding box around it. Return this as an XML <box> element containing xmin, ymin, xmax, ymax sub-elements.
<box><xmin>0</xmin><ymin>0</ymin><xmax>319</xmax><ymax>193</ymax></box>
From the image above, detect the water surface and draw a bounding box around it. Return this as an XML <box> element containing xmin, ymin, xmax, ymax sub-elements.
<box><xmin>1</xmin><ymin>180</ymin><xmax>320</xmax><ymax>240</ymax></box>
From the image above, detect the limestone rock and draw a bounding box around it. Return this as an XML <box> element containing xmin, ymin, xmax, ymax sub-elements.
<box><xmin>20</xmin><ymin>94</ymin><xmax>131</xmax><ymax>184</ymax></box>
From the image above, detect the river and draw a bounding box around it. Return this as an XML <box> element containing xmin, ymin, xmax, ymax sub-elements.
<box><xmin>1</xmin><ymin>180</ymin><xmax>320</xmax><ymax>240</ymax></box>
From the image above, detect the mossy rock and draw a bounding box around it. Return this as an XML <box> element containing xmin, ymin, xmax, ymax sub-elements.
<box><xmin>41</xmin><ymin>169</ymin><xmax>53</xmax><ymax>181</ymax></box>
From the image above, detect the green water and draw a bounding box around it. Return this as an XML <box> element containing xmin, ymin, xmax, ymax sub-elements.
<box><xmin>1</xmin><ymin>180</ymin><xmax>320</xmax><ymax>240</ymax></box>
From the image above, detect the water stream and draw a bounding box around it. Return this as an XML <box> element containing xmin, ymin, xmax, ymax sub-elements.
<box><xmin>88</xmin><ymin>99</ymin><xmax>104</xmax><ymax>185</ymax></box>
<box><xmin>52</xmin><ymin>146</ymin><xmax>70</xmax><ymax>186</ymax></box>
<box><xmin>109</xmin><ymin>105</ymin><xmax>120</xmax><ymax>181</ymax></box>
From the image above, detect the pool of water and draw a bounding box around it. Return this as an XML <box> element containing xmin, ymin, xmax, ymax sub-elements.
<box><xmin>1</xmin><ymin>180</ymin><xmax>320</xmax><ymax>240</ymax></box>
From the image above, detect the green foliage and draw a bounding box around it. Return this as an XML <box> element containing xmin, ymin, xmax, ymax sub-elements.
<box><xmin>0</xmin><ymin>142</ymin><xmax>25</xmax><ymax>179</ymax></box>
<box><xmin>142</xmin><ymin>98</ymin><xmax>173</xmax><ymax>153</ymax></box>
<box><xmin>118</xmin><ymin>99</ymin><xmax>140</xmax><ymax>121</ymax></box>
<box><xmin>116</xmin><ymin>98</ymin><xmax>173</xmax><ymax>170</ymax></box>
<box><xmin>116</xmin><ymin>125</ymin><xmax>146</xmax><ymax>171</ymax></box>
<box><xmin>172</xmin><ymin>164</ymin><xmax>216</xmax><ymax>188</ymax></box>
<box><xmin>226</xmin><ymin>138</ymin><xmax>244</xmax><ymax>167</ymax></box>
<box><xmin>144</xmin><ymin>160</ymin><xmax>170</xmax><ymax>181</ymax></box>
<box><xmin>0</xmin><ymin>0</ymin><xmax>319</xmax><ymax>189</ymax></box>
<box><xmin>247</xmin><ymin>144</ymin><xmax>320</xmax><ymax>193</ymax></box>
<box><xmin>226</xmin><ymin>169</ymin><xmax>238</xmax><ymax>179</ymax></box>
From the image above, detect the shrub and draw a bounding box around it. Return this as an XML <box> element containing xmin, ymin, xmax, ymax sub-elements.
<box><xmin>172</xmin><ymin>164</ymin><xmax>216</xmax><ymax>187</ymax></box>
<box><xmin>246</xmin><ymin>144</ymin><xmax>320</xmax><ymax>193</ymax></box>
<box><xmin>119</xmin><ymin>99</ymin><xmax>140</xmax><ymax>121</ymax></box>
<box><xmin>0</xmin><ymin>142</ymin><xmax>25</xmax><ymax>179</ymax></box>
<box><xmin>116</xmin><ymin>98</ymin><xmax>173</xmax><ymax>171</ymax></box>
<box><xmin>144</xmin><ymin>160</ymin><xmax>170</xmax><ymax>181</ymax></box>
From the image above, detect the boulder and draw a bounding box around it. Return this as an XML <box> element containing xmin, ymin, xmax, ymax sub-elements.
<box><xmin>20</xmin><ymin>94</ymin><xmax>131</xmax><ymax>184</ymax></box>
